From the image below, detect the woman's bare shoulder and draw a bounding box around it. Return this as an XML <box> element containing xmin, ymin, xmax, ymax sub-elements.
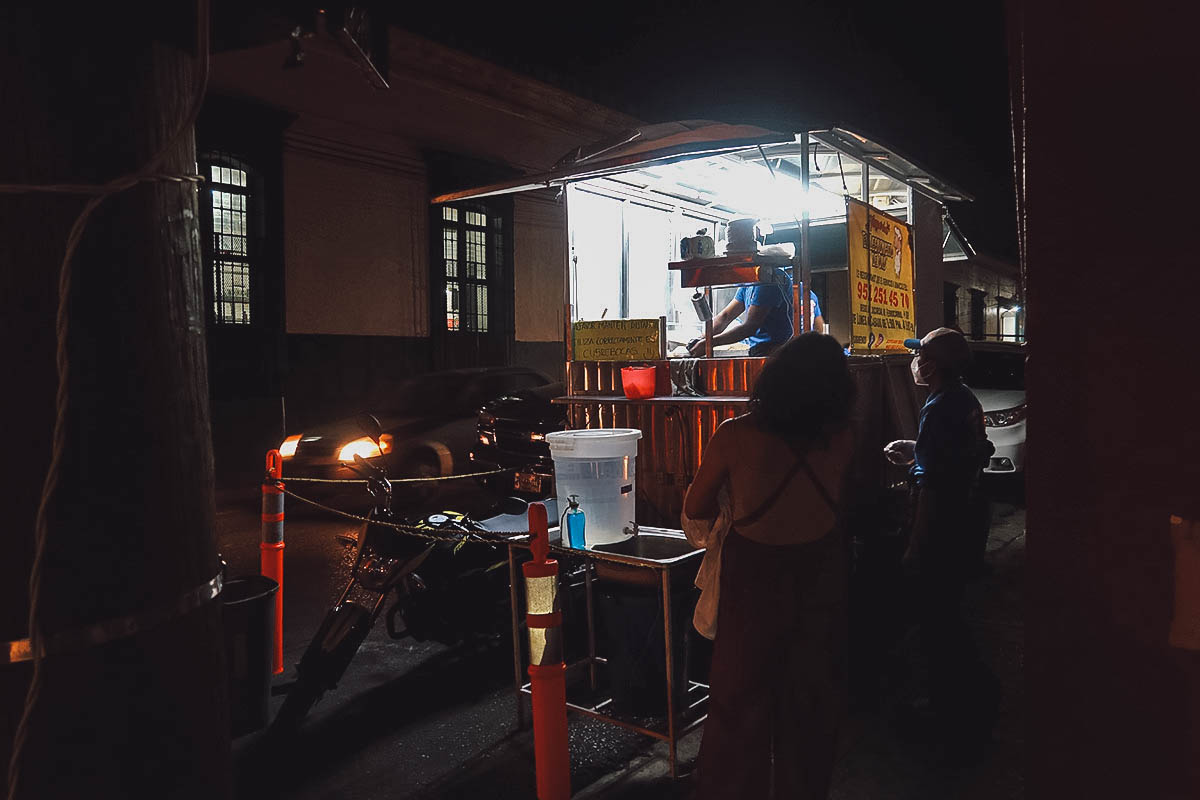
<box><xmin>712</xmin><ymin>413</ymin><xmax>757</xmax><ymax>443</ymax></box>
<box><xmin>723</xmin><ymin>412</ymin><xmax>756</xmax><ymax>431</ymax></box>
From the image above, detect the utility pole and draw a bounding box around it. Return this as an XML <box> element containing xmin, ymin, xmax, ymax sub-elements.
<box><xmin>0</xmin><ymin>4</ymin><xmax>230</xmax><ymax>798</ymax></box>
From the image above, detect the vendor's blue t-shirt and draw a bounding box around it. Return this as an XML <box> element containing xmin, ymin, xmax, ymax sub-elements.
<box><xmin>734</xmin><ymin>278</ymin><xmax>822</xmax><ymax>350</ymax></box>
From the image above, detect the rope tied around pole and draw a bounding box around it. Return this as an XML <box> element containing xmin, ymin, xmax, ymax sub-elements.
<box><xmin>7</xmin><ymin>3</ymin><xmax>213</xmax><ymax>798</ymax></box>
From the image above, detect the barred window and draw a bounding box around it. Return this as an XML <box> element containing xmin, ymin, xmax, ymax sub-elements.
<box><xmin>439</xmin><ymin>204</ymin><xmax>501</xmax><ymax>332</ymax></box>
<box><xmin>201</xmin><ymin>155</ymin><xmax>254</xmax><ymax>325</ymax></box>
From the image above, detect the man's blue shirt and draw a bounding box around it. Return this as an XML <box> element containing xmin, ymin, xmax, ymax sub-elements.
<box><xmin>911</xmin><ymin>380</ymin><xmax>987</xmax><ymax>492</ymax></box>
<box><xmin>734</xmin><ymin>276</ymin><xmax>822</xmax><ymax>350</ymax></box>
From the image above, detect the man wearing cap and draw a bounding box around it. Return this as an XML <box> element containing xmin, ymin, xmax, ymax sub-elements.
<box><xmin>884</xmin><ymin>327</ymin><xmax>1000</xmax><ymax>760</ymax></box>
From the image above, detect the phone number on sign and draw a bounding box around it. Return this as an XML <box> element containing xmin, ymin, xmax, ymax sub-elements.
<box><xmin>855</xmin><ymin>281</ymin><xmax>910</xmax><ymax>309</ymax></box>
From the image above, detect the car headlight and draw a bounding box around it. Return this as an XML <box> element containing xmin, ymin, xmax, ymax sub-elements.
<box><xmin>279</xmin><ymin>434</ymin><xmax>301</xmax><ymax>458</ymax></box>
<box><xmin>337</xmin><ymin>435</ymin><xmax>392</xmax><ymax>462</ymax></box>
<box><xmin>984</xmin><ymin>404</ymin><xmax>1027</xmax><ymax>427</ymax></box>
<box><xmin>479</xmin><ymin>432</ymin><xmax>494</xmax><ymax>446</ymax></box>
<box><xmin>530</xmin><ymin>432</ymin><xmax>546</xmax><ymax>442</ymax></box>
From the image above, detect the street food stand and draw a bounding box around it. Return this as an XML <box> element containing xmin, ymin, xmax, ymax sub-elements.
<box><xmin>435</xmin><ymin>120</ymin><xmax>972</xmax><ymax>774</ymax></box>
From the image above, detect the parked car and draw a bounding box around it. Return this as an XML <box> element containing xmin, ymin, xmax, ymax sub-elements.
<box><xmin>278</xmin><ymin>367</ymin><xmax>553</xmax><ymax>485</ymax></box>
<box><xmin>471</xmin><ymin>381</ymin><xmax>568</xmax><ymax>497</ymax></box>
<box><xmin>963</xmin><ymin>341</ymin><xmax>1026</xmax><ymax>473</ymax></box>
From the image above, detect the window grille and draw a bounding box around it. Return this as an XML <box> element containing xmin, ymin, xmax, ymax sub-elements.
<box><xmin>440</xmin><ymin>203</ymin><xmax>498</xmax><ymax>332</ymax></box>
<box><xmin>202</xmin><ymin>156</ymin><xmax>253</xmax><ymax>325</ymax></box>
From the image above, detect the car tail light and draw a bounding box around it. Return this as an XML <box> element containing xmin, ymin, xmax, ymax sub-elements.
<box><xmin>984</xmin><ymin>404</ymin><xmax>1027</xmax><ymax>427</ymax></box>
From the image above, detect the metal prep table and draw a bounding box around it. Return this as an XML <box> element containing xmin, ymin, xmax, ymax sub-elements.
<box><xmin>505</xmin><ymin>527</ymin><xmax>706</xmax><ymax>778</ymax></box>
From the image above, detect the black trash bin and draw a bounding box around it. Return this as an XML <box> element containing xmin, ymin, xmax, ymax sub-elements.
<box><xmin>222</xmin><ymin>575</ymin><xmax>278</xmax><ymax>737</ymax></box>
<box><xmin>596</xmin><ymin>584</ymin><xmax>694</xmax><ymax>717</ymax></box>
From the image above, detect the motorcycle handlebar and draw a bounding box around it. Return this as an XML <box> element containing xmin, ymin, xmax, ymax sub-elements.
<box><xmin>350</xmin><ymin>454</ymin><xmax>392</xmax><ymax>504</ymax></box>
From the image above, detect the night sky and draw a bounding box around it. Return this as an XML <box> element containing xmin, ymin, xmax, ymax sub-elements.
<box><xmin>395</xmin><ymin>0</ymin><xmax>1016</xmax><ymax>260</ymax></box>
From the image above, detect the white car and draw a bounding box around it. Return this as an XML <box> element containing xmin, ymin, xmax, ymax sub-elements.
<box><xmin>963</xmin><ymin>342</ymin><xmax>1026</xmax><ymax>474</ymax></box>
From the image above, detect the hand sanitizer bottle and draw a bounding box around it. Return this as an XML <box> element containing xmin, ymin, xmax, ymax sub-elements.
<box><xmin>565</xmin><ymin>495</ymin><xmax>586</xmax><ymax>549</ymax></box>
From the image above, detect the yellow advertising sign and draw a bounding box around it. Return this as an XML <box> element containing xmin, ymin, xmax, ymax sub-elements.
<box><xmin>847</xmin><ymin>198</ymin><xmax>916</xmax><ymax>353</ymax></box>
<box><xmin>572</xmin><ymin>319</ymin><xmax>663</xmax><ymax>361</ymax></box>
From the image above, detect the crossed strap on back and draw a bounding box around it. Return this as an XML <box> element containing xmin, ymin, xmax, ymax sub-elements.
<box><xmin>732</xmin><ymin>443</ymin><xmax>837</xmax><ymax>529</ymax></box>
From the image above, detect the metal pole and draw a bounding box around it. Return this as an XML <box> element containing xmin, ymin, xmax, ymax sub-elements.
<box><xmin>564</xmin><ymin>185</ymin><xmax>575</xmax><ymax>366</ymax></box>
<box><xmin>661</xmin><ymin>568</ymin><xmax>678</xmax><ymax>778</ymax></box>
<box><xmin>509</xmin><ymin>544</ymin><xmax>526</xmax><ymax>729</ymax></box>
<box><xmin>585</xmin><ymin>564</ymin><xmax>597</xmax><ymax>692</ymax></box>
<box><xmin>619</xmin><ymin>199</ymin><xmax>630</xmax><ymax>319</ymax></box>
<box><xmin>800</xmin><ymin>131</ymin><xmax>813</xmax><ymax>334</ymax></box>
<box><xmin>863</xmin><ymin>163</ymin><xmax>873</xmax><ymax>348</ymax></box>
<box><xmin>704</xmin><ymin>286</ymin><xmax>714</xmax><ymax>357</ymax></box>
<box><xmin>261</xmin><ymin>449</ymin><xmax>285</xmax><ymax>675</ymax></box>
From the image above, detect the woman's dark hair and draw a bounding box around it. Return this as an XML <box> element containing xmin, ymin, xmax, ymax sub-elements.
<box><xmin>749</xmin><ymin>333</ymin><xmax>856</xmax><ymax>451</ymax></box>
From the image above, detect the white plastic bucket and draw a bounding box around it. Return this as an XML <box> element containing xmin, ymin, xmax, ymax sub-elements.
<box><xmin>546</xmin><ymin>429</ymin><xmax>642</xmax><ymax>546</ymax></box>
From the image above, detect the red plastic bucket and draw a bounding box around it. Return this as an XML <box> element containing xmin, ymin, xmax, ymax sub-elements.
<box><xmin>620</xmin><ymin>365</ymin><xmax>657</xmax><ymax>399</ymax></box>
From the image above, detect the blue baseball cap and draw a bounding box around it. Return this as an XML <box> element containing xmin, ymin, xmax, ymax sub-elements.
<box><xmin>905</xmin><ymin>327</ymin><xmax>970</xmax><ymax>370</ymax></box>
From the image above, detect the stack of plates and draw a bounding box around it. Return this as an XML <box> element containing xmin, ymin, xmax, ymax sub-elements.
<box><xmin>726</xmin><ymin>217</ymin><xmax>759</xmax><ymax>254</ymax></box>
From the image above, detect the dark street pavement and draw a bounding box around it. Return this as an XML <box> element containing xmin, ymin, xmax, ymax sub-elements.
<box><xmin>216</xmin><ymin>476</ymin><xmax>1024</xmax><ymax>799</ymax></box>
<box><xmin>217</xmin><ymin>480</ymin><xmax>538</xmax><ymax>799</ymax></box>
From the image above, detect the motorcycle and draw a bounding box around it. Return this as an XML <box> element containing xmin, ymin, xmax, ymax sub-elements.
<box><xmin>270</xmin><ymin>414</ymin><xmax>525</xmax><ymax>735</ymax></box>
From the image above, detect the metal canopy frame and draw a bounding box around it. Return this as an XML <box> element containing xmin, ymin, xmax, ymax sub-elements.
<box><xmin>432</xmin><ymin>123</ymin><xmax>793</xmax><ymax>204</ymax></box>
<box><xmin>809</xmin><ymin>128</ymin><xmax>974</xmax><ymax>203</ymax></box>
<box><xmin>429</xmin><ymin>121</ymin><xmax>971</xmax><ymax>206</ymax></box>
<box><xmin>431</xmin><ymin>120</ymin><xmax>971</xmax><ymax>342</ymax></box>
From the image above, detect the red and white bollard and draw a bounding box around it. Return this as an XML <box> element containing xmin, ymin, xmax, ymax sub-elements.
<box><xmin>261</xmin><ymin>449</ymin><xmax>285</xmax><ymax>675</ymax></box>
<box><xmin>523</xmin><ymin>503</ymin><xmax>570</xmax><ymax>800</ymax></box>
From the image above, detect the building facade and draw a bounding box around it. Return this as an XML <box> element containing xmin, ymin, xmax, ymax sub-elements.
<box><xmin>199</xmin><ymin>25</ymin><xmax>636</xmax><ymax>479</ymax></box>
<box><xmin>198</xmin><ymin>21</ymin><xmax>1020</xmax><ymax>480</ymax></box>
<box><xmin>942</xmin><ymin>214</ymin><xmax>1024</xmax><ymax>341</ymax></box>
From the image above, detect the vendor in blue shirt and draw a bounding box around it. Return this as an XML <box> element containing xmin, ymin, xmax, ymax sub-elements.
<box><xmin>687</xmin><ymin>269</ymin><xmax>825</xmax><ymax>357</ymax></box>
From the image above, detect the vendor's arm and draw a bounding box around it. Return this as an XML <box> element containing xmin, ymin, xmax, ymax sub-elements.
<box><xmin>808</xmin><ymin>290</ymin><xmax>827</xmax><ymax>335</ymax></box>
<box><xmin>689</xmin><ymin>298</ymin><xmax>756</xmax><ymax>354</ymax></box>
<box><xmin>709</xmin><ymin>298</ymin><xmax>743</xmax><ymax>336</ymax></box>
<box><xmin>684</xmin><ymin>418</ymin><xmax>734</xmax><ymax>519</ymax></box>
<box><xmin>710</xmin><ymin>303</ymin><xmax>769</xmax><ymax>346</ymax></box>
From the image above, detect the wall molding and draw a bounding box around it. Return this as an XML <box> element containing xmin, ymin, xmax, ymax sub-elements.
<box><xmin>284</xmin><ymin>129</ymin><xmax>427</xmax><ymax>178</ymax></box>
<box><xmin>387</xmin><ymin>27</ymin><xmax>640</xmax><ymax>148</ymax></box>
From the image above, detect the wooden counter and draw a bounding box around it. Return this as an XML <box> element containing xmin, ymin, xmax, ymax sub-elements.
<box><xmin>552</xmin><ymin>395</ymin><xmax>750</xmax><ymax>405</ymax></box>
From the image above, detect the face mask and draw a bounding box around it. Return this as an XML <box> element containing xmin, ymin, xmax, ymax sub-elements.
<box><xmin>911</xmin><ymin>356</ymin><xmax>934</xmax><ymax>386</ymax></box>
